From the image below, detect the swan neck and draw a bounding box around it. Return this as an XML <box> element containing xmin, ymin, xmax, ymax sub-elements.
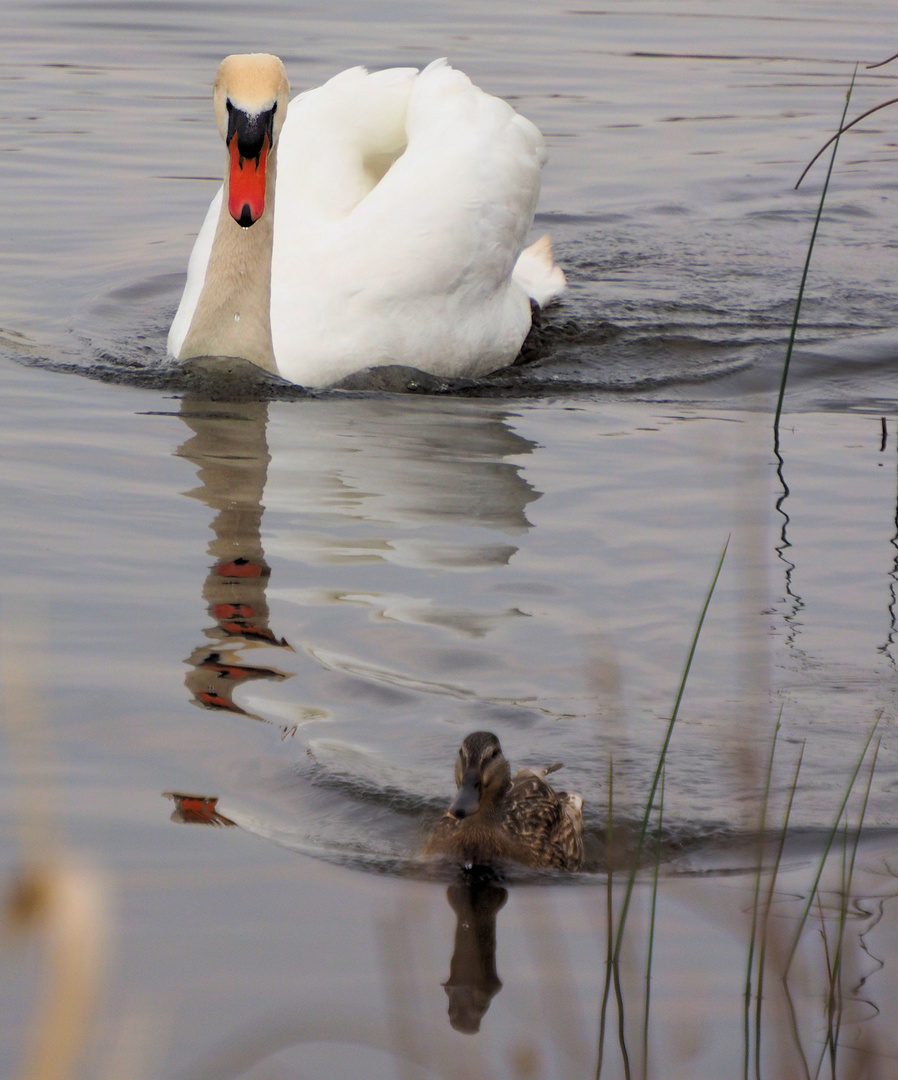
<box><xmin>178</xmin><ymin>151</ymin><xmax>279</xmax><ymax>375</ymax></box>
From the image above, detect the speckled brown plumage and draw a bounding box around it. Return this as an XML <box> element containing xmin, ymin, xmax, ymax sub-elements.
<box><xmin>425</xmin><ymin>731</ymin><xmax>584</xmax><ymax>871</ymax></box>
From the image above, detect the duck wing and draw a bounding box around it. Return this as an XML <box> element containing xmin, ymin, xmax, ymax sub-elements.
<box><xmin>503</xmin><ymin>769</ymin><xmax>584</xmax><ymax>871</ymax></box>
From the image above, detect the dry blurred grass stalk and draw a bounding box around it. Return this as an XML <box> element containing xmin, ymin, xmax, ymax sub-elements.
<box><xmin>2</xmin><ymin>629</ymin><xmax>111</xmax><ymax>1080</ymax></box>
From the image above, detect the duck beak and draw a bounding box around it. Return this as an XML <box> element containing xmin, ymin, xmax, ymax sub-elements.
<box><xmin>225</xmin><ymin>103</ymin><xmax>275</xmax><ymax>228</ymax></box>
<box><xmin>449</xmin><ymin>769</ymin><xmax>481</xmax><ymax>819</ymax></box>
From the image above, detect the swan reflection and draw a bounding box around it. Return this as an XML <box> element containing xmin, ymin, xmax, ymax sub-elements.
<box><xmin>164</xmin><ymin>792</ymin><xmax>236</xmax><ymax>827</ymax></box>
<box><xmin>176</xmin><ymin>397</ymin><xmax>294</xmax><ymax>729</ymax></box>
<box><xmin>167</xmin><ymin>390</ymin><xmax>549</xmax><ymax>844</ymax></box>
<box><xmin>173</xmin><ymin>391</ymin><xmax>541</xmax><ymax>736</ymax></box>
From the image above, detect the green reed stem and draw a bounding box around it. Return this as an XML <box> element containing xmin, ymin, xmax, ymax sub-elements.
<box><xmin>814</xmin><ymin>737</ymin><xmax>881</xmax><ymax>1079</ymax></box>
<box><xmin>612</xmin><ymin>537</ymin><xmax>729</xmax><ymax>968</ymax></box>
<box><xmin>784</xmin><ymin>713</ymin><xmax>880</xmax><ymax>976</ymax></box>
<box><xmin>756</xmin><ymin>740</ymin><xmax>807</xmax><ymax>1080</ymax></box>
<box><xmin>614</xmin><ymin>948</ymin><xmax>632</xmax><ymax>1080</ymax></box>
<box><xmin>773</xmin><ymin>67</ymin><xmax>857</xmax><ymax>441</ymax></box>
<box><xmin>597</xmin><ymin>758</ymin><xmax>615</xmax><ymax>1078</ymax></box>
<box><xmin>743</xmin><ymin>709</ymin><xmax>783</xmax><ymax>1080</ymax></box>
<box><xmin>782</xmin><ymin>975</ymin><xmax>814</xmax><ymax>1080</ymax></box>
<box><xmin>815</xmin><ymin>892</ymin><xmax>837</xmax><ymax>1080</ymax></box>
<box><xmin>642</xmin><ymin>764</ymin><xmax>665</xmax><ymax>1080</ymax></box>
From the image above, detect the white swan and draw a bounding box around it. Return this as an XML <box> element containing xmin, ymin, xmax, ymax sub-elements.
<box><xmin>168</xmin><ymin>54</ymin><xmax>565</xmax><ymax>388</ymax></box>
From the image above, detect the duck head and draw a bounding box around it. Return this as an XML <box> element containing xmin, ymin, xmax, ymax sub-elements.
<box><xmin>449</xmin><ymin>731</ymin><xmax>512</xmax><ymax>819</ymax></box>
<box><xmin>213</xmin><ymin>53</ymin><xmax>291</xmax><ymax>228</ymax></box>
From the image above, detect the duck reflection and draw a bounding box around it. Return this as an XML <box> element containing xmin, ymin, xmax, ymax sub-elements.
<box><xmin>443</xmin><ymin>871</ymin><xmax>508</xmax><ymax>1033</ymax></box>
<box><xmin>176</xmin><ymin>397</ymin><xmax>294</xmax><ymax>728</ymax></box>
<box><xmin>162</xmin><ymin>783</ymin><xmax>511</xmax><ymax>1033</ymax></box>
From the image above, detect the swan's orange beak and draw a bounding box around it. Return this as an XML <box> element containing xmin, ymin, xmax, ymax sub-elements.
<box><xmin>224</xmin><ymin>100</ymin><xmax>276</xmax><ymax>227</ymax></box>
<box><xmin>227</xmin><ymin>134</ymin><xmax>270</xmax><ymax>228</ymax></box>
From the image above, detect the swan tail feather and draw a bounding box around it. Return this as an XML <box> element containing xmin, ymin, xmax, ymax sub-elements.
<box><xmin>513</xmin><ymin>234</ymin><xmax>566</xmax><ymax>308</ymax></box>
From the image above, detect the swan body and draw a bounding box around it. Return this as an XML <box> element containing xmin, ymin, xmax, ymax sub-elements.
<box><xmin>169</xmin><ymin>55</ymin><xmax>565</xmax><ymax>387</ymax></box>
<box><xmin>425</xmin><ymin>731</ymin><xmax>584</xmax><ymax>871</ymax></box>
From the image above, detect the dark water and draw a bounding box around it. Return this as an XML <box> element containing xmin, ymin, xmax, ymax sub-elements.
<box><xmin>3</xmin><ymin>2</ymin><xmax>898</xmax><ymax>1077</ymax></box>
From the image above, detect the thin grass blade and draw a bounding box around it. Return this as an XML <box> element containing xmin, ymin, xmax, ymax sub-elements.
<box><xmin>743</xmin><ymin>709</ymin><xmax>783</xmax><ymax>1080</ymax></box>
<box><xmin>612</xmin><ymin>537</ymin><xmax>729</xmax><ymax>966</ymax></box>
<box><xmin>597</xmin><ymin>759</ymin><xmax>615</xmax><ymax>1079</ymax></box>
<box><xmin>757</xmin><ymin>741</ymin><xmax>808</xmax><ymax>1080</ymax></box>
<box><xmin>774</xmin><ymin>67</ymin><xmax>858</xmax><ymax>440</ymax></box>
<box><xmin>784</xmin><ymin>713</ymin><xmax>881</xmax><ymax>975</ymax></box>
<box><xmin>641</xmin><ymin>764</ymin><xmax>665</xmax><ymax>1080</ymax></box>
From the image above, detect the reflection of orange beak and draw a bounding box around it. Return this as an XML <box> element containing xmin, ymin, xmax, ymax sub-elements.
<box><xmin>227</xmin><ymin>134</ymin><xmax>269</xmax><ymax>227</ymax></box>
<box><xmin>216</xmin><ymin>557</ymin><xmax>268</xmax><ymax>578</ymax></box>
<box><xmin>164</xmin><ymin>792</ymin><xmax>237</xmax><ymax>827</ymax></box>
<box><xmin>195</xmin><ymin>690</ymin><xmax>244</xmax><ymax>711</ymax></box>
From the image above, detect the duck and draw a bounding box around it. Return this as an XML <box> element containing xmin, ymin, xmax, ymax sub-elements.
<box><xmin>425</xmin><ymin>731</ymin><xmax>584</xmax><ymax>871</ymax></box>
<box><xmin>168</xmin><ymin>54</ymin><xmax>565</xmax><ymax>388</ymax></box>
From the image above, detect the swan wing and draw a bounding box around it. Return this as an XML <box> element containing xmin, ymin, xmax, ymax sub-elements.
<box><xmin>168</xmin><ymin>187</ymin><xmax>222</xmax><ymax>358</ymax></box>
<box><xmin>270</xmin><ymin>61</ymin><xmax>544</xmax><ymax>385</ymax></box>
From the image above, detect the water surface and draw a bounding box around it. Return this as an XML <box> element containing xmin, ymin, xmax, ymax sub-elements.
<box><xmin>2</xmin><ymin>1</ymin><xmax>898</xmax><ymax>1076</ymax></box>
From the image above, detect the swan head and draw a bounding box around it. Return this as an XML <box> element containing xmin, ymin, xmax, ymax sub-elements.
<box><xmin>213</xmin><ymin>53</ymin><xmax>290</xmax><ymax>228</ymax></box>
